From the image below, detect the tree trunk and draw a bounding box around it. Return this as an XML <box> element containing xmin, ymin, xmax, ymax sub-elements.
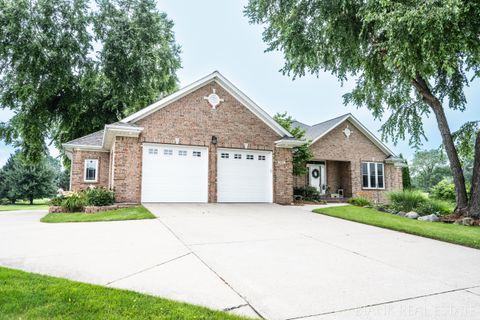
<box><xmin>467</xmin><ymin>131</ymin><xmax>480</xmax><ymax>218</ymax></box>
<box><xmin>412</xmin><ymin>75</ymin><xmax>469</xmax><ymax>215</ymax></box>
<box><xmin>29</xmin><ymin>196</ymin><xmax>34</xmax><ymax>205</ymax></box>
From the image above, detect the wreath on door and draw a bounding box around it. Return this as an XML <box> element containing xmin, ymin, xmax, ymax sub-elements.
<box><xmin>311</xmin><ymin>169</ymin><xmax>320</xmax><ymax>179</ymax></box>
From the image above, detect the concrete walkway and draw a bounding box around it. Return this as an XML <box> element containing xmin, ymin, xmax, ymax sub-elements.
<box><xmin>1</xmin><ymin>204</ymin><xmax>480</xmax><ymax>319</ymax></box>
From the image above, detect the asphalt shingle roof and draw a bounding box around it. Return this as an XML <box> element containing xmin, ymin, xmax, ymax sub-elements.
<box><xmin>292</xmin><ymin>113</ymin><xmax>350</xmax><ymax>141</ymax></box>
<box><xmin>64</xmin><ymin>130</ymin><xmax>104</xmax><ymax>147</ymax></box>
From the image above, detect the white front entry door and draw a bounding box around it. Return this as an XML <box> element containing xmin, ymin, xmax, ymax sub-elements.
<box><xmin>309</xmin><ymin>164</ymin><xmax>326</xmax><ymax>194</ymax></box>
<box><xmin>217</xmin><ymin>148</ymin><xmax>273</xmax><ymax>202</ymax></box>
<box><xmin>141</xmin><ymin>144</ymin><xmax>208</xmax><ymax>202</ymax></box>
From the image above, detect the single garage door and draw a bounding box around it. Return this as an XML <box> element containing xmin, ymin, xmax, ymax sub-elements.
<box><xmin>217</xmin><ymin>148</ymin><xmax>273</xmax><ymax>202</ymax></box>
<box><xmin>141</xmin><ymin>144</ymin><xmax>208</xmax><ymax>202</ymax></box>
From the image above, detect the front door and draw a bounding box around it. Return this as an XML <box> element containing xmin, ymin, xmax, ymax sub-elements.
<box><xmin>309</xmin><ymin>164</ymin><xmax>326</xmax><ymax>195</ymax></box>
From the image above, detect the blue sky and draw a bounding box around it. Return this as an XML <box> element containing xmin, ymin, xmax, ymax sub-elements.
<box><xmin>0</xmin><ymin>0</ymin><xmax>478</xmax><ymax>165</ymax></box>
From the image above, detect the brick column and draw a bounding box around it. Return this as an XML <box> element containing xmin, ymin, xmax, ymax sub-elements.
<box><xmin>208</xmin><ymin>143</ymin><xmax>217</xmax><ymax>203</ymax></box>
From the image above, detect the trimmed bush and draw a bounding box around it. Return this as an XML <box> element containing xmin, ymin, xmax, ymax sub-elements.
<box><xmin>430</xmin><ymin>179</ymin><xmax>456</xmax><ymax>201</ymax></box>
<box><xmin>84</xmin><ymin>187</ymin><xmax>115</xmax><ymax>206</ymax></box>
<box><xmin>294</xmin><ymin>186</ymin><xmax>320</xmax><ymax>201</ymax></box>
<box><xmin>389</xmin><ymin>190</ymin><xmax>427</xmax><ymax>212</ymax></box>
<box><xmin>348</xmin><ymin>197</ymin><xmax>372</xmax><ymax>207</ymax></box>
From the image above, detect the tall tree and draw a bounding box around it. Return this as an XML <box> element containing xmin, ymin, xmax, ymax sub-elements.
<box><xmin>399</xmin><ymin>154</ymin><xmax>412</xmax><ymax>190</ymax></box>
<box><xmin>0</xmin><ymin>0</ymin><xmax>181</xmax><ymax>162</ymax></box>
<box><xmin>1</xmin><ymin>152</ymin><xmax>57</xmax><ymax>204</ymax></box>
<box><xmin>245</xmin><ymin>0</ymin><xmax>480</xmax><ymax>217</ymax></box>
<box><xmin>274</xmin><ymin>112</ymin><xmax>313</xmax><ymax>176</ymax></box>
<box><xmin>410</xmin><ymin>149</ymin><xmax>451</xmax><ymax>191</ymax></box>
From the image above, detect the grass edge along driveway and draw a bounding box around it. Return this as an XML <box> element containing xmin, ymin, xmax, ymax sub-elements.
<box><xmin>41</xmin><ymin>206</ymin><xmax>156</xmax><ymax>223</ymax></box>
<box><xmin>314</xmin><ymin>205</ymin><xmax>480</xmax><ymax>249</ymax></box>
<box><xmin>0</xmin><ymin>266</ymin><xmax>252</xmax><ymax>320</ymax></box>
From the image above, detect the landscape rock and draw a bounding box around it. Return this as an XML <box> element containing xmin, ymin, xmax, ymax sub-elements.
<box><xmin>405</xmin><ymin>211</ymin><xmax>419</xmax><ymax>219</ymax></box>
<box><xmin>454</xmin><ymin>217</ymin><xmax>474</xmax><ymax>226</ymax></box>
<box><xmin>396</xmin><ymin>211</ymin><xmax>406</xmax><ymax>217</ymax></box>
<box><xmin>418</xmin><ymin>214</ymin><xmax>439</xmax><ymax>222</ymax></box>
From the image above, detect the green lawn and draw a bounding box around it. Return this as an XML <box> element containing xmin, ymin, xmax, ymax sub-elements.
<box><xmin>0</xmin><ymin>266</ymin><xmax>251</xmax><ymax>320</ymax></box>
<box><xmin>41</xmin><ymin>206</ymin><xmax>156</xmax><ymax>223</ymax></box>
<box><xmin>0</xmin><ymin>199</ymin><xmax>50</xmax><ymax>211</ymax></box>
<box><xmin>314</xmin><ymin>205</ymin><xmax>480</xmax><ymax>249</ymax></box>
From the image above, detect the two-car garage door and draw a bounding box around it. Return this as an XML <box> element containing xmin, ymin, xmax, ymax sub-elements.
<box><xmin>141</xmin><ymin>144</ymin><xmax>273</xmax><ymax>203</ymax></box>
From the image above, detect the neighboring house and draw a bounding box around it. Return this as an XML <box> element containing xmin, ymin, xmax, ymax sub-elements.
<box><xmin>292</xmin><ymin>114</ymin><xmax>405</xmax><ymax>203</ymax></box>
<box><xmin>64</xmin><ymin>71</ymin><xmax>404</xmax><ymax>204</ymax></box>
<box><xmin>63</xmin><ymin>71</ymin><xmax>303</xmax><ymax>204</ymax></box>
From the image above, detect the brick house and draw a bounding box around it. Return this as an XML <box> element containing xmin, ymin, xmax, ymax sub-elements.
<box><xmin>64</xmin><ymin>71</ymin><xmax>404</xmax><ymax>204</ymax></box>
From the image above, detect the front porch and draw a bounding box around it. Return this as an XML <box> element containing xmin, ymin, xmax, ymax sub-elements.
<box><xmin>296</xmin><ymin>160</ymin><xmax>353</xmax><ymax>200</ymax></box>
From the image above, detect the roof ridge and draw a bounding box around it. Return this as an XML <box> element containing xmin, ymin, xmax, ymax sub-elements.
<box><xmin>310</xmin><ymin>113</ymin><xmax>351</xmax><ymax>127</ymax></box>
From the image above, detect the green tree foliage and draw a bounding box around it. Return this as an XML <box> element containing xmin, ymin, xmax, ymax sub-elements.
<box><xmin>410</xmin><ymin>149</ymin><xmax>451</xmax><ymax>191</ymax></box>
<box><xmin>0</xmin><ymin>0</ymin><xmax>181</xmax><ymax>162</ymax></box>
<box><xmin>273</xmin><ymin>112</ymin><xmax>313</xmax><ymax>176</ymax></box>
<box><xmin>0</xmin><ymin>152</ymin><xmax>57</xmax><ymax>204</ymax></box>
<box><xmin>399</xmin><ymin>154</ymin><xmax>411</xmax><ymax>190</ymax></box>
<box><xmin>245</xmin><ymin>0</ymin><xmax>480</xmax><ymax>216</ymax></box>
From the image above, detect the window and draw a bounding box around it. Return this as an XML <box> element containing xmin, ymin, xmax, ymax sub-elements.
<box><xmin>258</xmin><ymin>155</ymin><xmax>266</xmax><ymax>161</ymax></box>
<box><xmin>234</xmin><ymin>154</ymin><xmax>242</xmax><ymax>159</ymax></box>
<box><xmin>148</xmin><ymin>148</ymin><xmax>158</xmax><ymax>155</ymax></box>
<box><xmin>163</xmin><ymin>149</ymin><xmax>173</xmax><ymax>155</ymax></box>
<box><xmin>193</xmin><ymin>151</ymin><xmax>201</xmax><ymax>157</ymax></box>
<box><xmin>246</xmin><ymin>154</ymin><xmax>254</xmax><ymax>160</ymax></box>
<box><xmin>362</xmin><ymin>162</ymin><xmax>385</xmax><ymax>189</ymax></box>
<box><xmin>221</xmin><ymin>153</ymin><xmax>229</xmax><ymax>159</ymax></box>
<box><xmin>178</xmin><ymin>150</ymin><xmax>187</xmax><ymax>156</ymax></box>
<box><xmin>84</xmin><ymin>159</ymin><xmax>98</xmax><ymax>182</ymax></box>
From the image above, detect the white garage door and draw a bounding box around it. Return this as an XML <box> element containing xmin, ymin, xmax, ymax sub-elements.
<box><xmin>217</xmin><ymin>148</ymin><xmax>273</xmax><ymax>202</ymax></box>
<box><xmin>141</xmin><ymin>144</ymin><xmax>208</xmax><ymax>202</ymax></box>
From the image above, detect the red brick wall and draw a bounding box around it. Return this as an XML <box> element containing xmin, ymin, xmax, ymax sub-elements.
<box><xmin>71</xmin><ymin>150</ymin><xmax>110</xmax><ymax>191</ymax></box>
<box><xmin>112</xmin><ymin>136</ymin><xmax>142</xmax><ymax>203</ymax></box>
<box><xmin>111</xmin><ymin>81</ymin><xmax>293</xmax><ymax>204</ymax></box>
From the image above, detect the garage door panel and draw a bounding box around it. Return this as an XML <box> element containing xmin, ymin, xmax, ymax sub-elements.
<box><xmin>217</xmin><ymin>149</ymin><xmax>273</xmax><ymax>203</ymax></box>
<box><xmin>141</xmin><ymin>145</ymin><xmax>208</xmax><ymax>202</ymax></box>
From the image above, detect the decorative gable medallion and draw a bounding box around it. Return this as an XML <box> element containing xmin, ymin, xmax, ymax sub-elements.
<box><xmin>204</xmin><ymin>88</ymin><xmax>224</xmax><ymax>109</ymax></box>
<box><xmin>343</xmin><ymin>126</ymin><xmax>352</xmax><ymax>138</ymax></box>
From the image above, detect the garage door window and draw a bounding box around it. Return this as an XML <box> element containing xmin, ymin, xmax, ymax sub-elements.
<box><xmin>164</xmin><ymin>149</ymin><xmax>173</xmax><ymax>155</ymax></box>
<box><xmin>258</xmin><ymin>155</ymin><xmax>266</xmax><ymax>160</ymax></box>
<box><xmin>148</xmin><ymin>148</ymin><xmax>158</xmax><ymax>155</ymax></box>
<box><xmin>84</xmin><ymin>159</ymin><xmax>98</xmax><ymax>182</ymax></box>
<box><xmin>234</xmin><ymin>154</ymin><xmax>242</xmax><ymax>159</ymax></box>
<box><xmin>221</xmin><ymin>153</ymin><xmax>229</xmax><ymax>159</ymax></box>
<box><xmin>178</xmin><ymin>150</ymin><xmax>187</xmax><ymax>156</ymax></box>
<box><xmin>246</xmin><ymin>155</ymin><xmax>254</xmax><ymax>160</ymax></box>
<box><xmin>193</xmin><ymin>151</ymin><xmax>202</xmax><ymax>157</ymax></box>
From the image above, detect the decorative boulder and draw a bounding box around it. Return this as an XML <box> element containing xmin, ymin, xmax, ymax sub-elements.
<box><xmin>396</xmin><ymin>211</ymin><xmax>406</xmax><ymax>217</ymax></box>
<box><xmin>454</xmin><ymin>217</ymin><xmax>474</xmax><ymax>226</ymax></box>
<box><xmin>405</xmin><ymin>211</ymin><xmax>419</xmax><ymax>219</ymax></box>
<box><xmin>418</xmin><ymin>214</ymin><xmax>439</xmax><ymax>222</ymax></box>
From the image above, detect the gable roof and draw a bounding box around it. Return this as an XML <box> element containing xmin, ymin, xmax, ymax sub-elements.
<box><xmin>293</xmin><ymin>113</ymin><xmax>396</xmax><ymax>157</ymax></box>
<box><xmin>121</xmin><ymin>71</ymin><xmax>292</xmax><ymax>138</ymax></box>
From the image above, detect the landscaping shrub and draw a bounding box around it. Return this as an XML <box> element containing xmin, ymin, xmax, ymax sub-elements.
<box><xmin>84</xmin><ymin>187</ymin><xmax>115</xmax><ymax>206</ymax></box>
<box><xmin>348</xmin><ymin>197</ymin><xmax>372</xmax><ymax>207</ymax></box>
<box><xmin>294</xmin><ymin>186</ymin><xmax>320</xmax><ymax>201</ymax></box>
<box><xmin>49</xmin><ymin>196</ymin><xmax>64</xmax><ymax>207</ymax></box>
<box><xmin>416</xmin><ymin>199</ymin><xmax>453</xmax><ymax>216</ymax></box>
<box><xmin>430</xmin><ymin>179</ymin><xmax>456</xmax><ymax>201</ymax></box>
<box><xmin>62</xmin><ymin>193</ymin><xmax>86</xmax><ymax>212</ymax></box>
<box><xmin>389</xmin><ymin>190</ymin><xmax>427</xmax><ymax>212</ymax></box>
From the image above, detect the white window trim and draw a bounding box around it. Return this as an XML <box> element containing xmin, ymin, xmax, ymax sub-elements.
<box><xmin>84</xmin><ymin>159</ymin><xmax>99</xmax><ymax>183</ymax></box>
<box><xmin>362</xmin><ymin>162</ymin><xmax>385</xmax><ymax>190</ymax></box>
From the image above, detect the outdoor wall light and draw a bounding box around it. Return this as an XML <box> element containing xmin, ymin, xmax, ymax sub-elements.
<box><xmin>211</xmin><ymin>136</ymin><xmax>218</xmax><ymax>145</ymax></box>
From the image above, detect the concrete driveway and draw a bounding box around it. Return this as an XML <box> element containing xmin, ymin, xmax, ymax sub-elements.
<box><xmin>1</xmin><ymin>204</ymin><xmax>480</xmax><ymax>320</ymax></box>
